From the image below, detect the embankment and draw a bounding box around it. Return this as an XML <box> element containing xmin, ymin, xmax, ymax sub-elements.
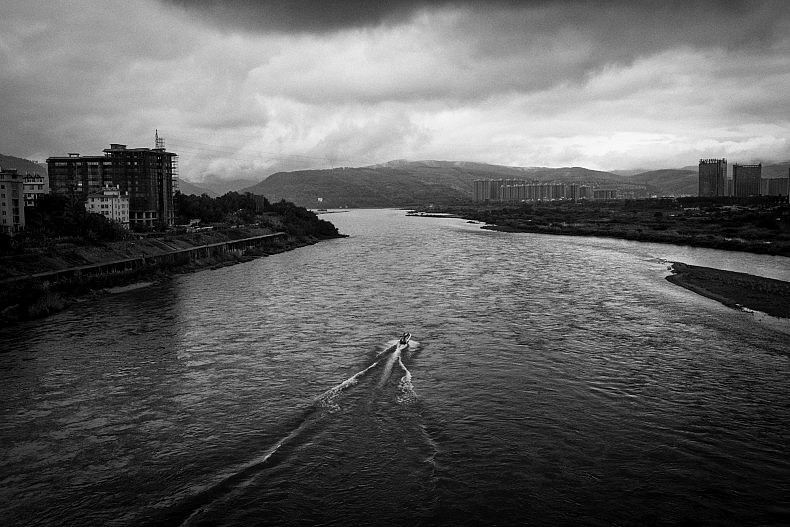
<box><xmin>666</xmin><ymin>262</ymin><xmax>790</xmax><ymax>318</ymax></box>
<box><xmin>0</xmin><ymin>230</ymin><xmax>340</xmax><ymax>324</ymax></box>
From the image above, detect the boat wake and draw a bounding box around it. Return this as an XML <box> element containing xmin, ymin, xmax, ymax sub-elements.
<box><xmin>317</xmin><ymin>357</ymin><xmax>384</xmax><ymax>412</ymax></box>
<box><xmin>397</xmin><ymin>352</ymin><xmax>417</xmax><ymax>404</ymax></box>
<box><xmin>166</xmin><ymin>334</ymin><xmax>421</xmax><ymax>527</ymax></box>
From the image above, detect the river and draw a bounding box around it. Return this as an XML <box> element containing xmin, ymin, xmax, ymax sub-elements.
<box><xmin>1</xmin><ymin>209</ymin><xmax>789</xmax><ymax>526</ymax></box>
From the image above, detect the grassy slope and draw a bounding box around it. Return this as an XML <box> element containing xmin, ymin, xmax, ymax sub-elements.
<box><xmin>0</xmin><ymin>227</ymin><xmax>283</xmax><ymax>280</ymax></box>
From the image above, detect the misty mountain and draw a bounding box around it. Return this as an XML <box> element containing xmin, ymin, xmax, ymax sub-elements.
<box><xmin>242</xmin><ymin>160</ymin><xmax>632</xmax><ymax>207</ymax></box>
<box><xmin>243</xmin><ymin>163</ymin><xmax>474</xmax><ymax>208</ymax></box>
<box><xmin>198</xmin><ymin>178</ymin><xmax>260</xmax><ymax>196</ymax></box>
<box><xmin>762</xmin><ymin>161</ymin><xmax>790</xmax><ymax>179</ymax></box>
<box><xmin>0</xmin><ymin>154</ymin><xmax>47</xmax><ymax>175</ymax></box>
<box><xmin>177</xmin><ymin>179</ymin><xmax>217</xmax><ymax>197</ymax></box>
<box><xmin>610</xmin><ymin>169</ymin><xmax>649</xmax><ymax>177</ymax></box>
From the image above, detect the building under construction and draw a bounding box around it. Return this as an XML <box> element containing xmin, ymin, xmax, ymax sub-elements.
<box><xmin>47</xmin><ymin>133</ymin><xmax>177</xmax><ymax>226</ymax></box>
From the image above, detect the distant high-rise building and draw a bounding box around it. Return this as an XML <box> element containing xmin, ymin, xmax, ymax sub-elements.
<box><xmin>47</xmin><ymin>140</ymin><xmax>177</xmax><ymax>226</ymax></box>
<box><xmin>473</xmin><ymin>178</ymin><xmax>608</xmax><ymax>202</ymax></box>
<box><xmin>732</xmin><ymin>163</ymin><xmax>761</xmax><ymax>197</ymax></box>
<box><xmin>593</xmin><ymin>189</ymin><xmax>617</xmax><ymax>200</ymax></box>
<box><xmin>698</xmin><ymin>158</ymin><xmax>727</xmax><ymax>197</ymax></box>
<box><xmin>762</xmin><ymin>177</ymin><xmax>789</xmax><ymax>198</ymax></box>
<box><xmin>473</xmin><ymin>179</ymin><xmax>501</xmax><ymax>201</ymax></box>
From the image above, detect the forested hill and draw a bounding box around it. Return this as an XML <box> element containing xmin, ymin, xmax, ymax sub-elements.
<box><xmin>242</xmin><ymin>161</ymin><xmax>627</xmax><ymax>208</ymax></box>
<box><xmin>0</xmin><ymin>154</ymin><xmax>47</xmax><ymax>175</ymax></box>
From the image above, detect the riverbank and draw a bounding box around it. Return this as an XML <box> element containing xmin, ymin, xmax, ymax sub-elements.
<box><xmin>667</xmin><ymin>262</ymin><xmax>790</xmax><ymax>318</ymax></box>
<box><xmin>0</xmin><ymin>230</ymin><xmax>344</xmax><ymax>325</ymax></box>
<box><xmin>420</xmin><ymin>200</ymin><xmax>790</xmax><ymax>256</ymax></box>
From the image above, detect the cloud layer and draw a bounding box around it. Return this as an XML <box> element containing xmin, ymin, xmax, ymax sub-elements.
<box><xmin>1</xmin><ymin>0</ymin><xmax>789</xmax><ymax>182</ymax></box>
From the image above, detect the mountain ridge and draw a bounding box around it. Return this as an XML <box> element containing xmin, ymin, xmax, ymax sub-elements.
<box><xmin>0</xmin><ymin>154</ymin><xmax>47</xmax><ymax>175</ymax></box>
<box><xmin>242</xmin><ymin>161</ymin><xmax>639</xmax><ymax>207</ymax></box>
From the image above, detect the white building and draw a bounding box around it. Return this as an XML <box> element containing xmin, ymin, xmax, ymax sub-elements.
<box><xmin>86</xmin><ymin>185</ymin><xmax>130</xmax><ymax>228</ymax></box>
<box><xmin>23</xmin><ymin>173</ymin><xmax>49</xmax><ymax>208</ymax></box>
<box><xmin>0</xmin><ymin>168</ymin><xmax>25</xmax><ymax>234</ymax></box>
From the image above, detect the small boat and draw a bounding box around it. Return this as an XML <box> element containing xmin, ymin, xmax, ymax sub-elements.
<box><xmin>398</xmin><ymin>332</ymin><xmax>411</xmax><ymax>346</ymax></box>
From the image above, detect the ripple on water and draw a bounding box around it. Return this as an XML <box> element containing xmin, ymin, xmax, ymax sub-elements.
<box><xmin>0</xmin><ymin>209</ymin><xmax>788</xmax><ymax>526</ymax></box>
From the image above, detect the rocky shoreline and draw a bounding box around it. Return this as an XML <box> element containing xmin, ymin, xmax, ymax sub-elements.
<box><xmin>666</xmin><ymin>262</ymin><xmax>790</xmax><ymax>319</ymax></box>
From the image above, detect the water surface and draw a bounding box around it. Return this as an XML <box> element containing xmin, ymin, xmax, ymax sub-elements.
<box><xmin>1</xmin><ymin>209</ymin><xmax>788</xmax><ymax>526</ymax></box>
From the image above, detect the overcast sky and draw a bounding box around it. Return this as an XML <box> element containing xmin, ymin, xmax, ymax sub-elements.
<box><xmin>2</xmin><ymin>0</ymin><xmax>789</xmax><ymax>182</ymax></box>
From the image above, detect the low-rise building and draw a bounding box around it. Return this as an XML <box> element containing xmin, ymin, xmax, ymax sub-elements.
<box><xmin>86</xmin><ymin>185</ymin><xmax>130</xmax><ymax>228</ymax></box>
<box><xmin>0</xmin><ymin>168</ymin><xmax>25</xmax><ymax>234</ymax></box>
<box><xmin>23</xmin><ymin>173</ymin><xmax>49</xmax><ymax>208</ymax></box>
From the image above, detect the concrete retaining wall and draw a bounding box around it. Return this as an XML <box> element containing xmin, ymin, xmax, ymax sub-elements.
<box><xmin>2</xmin><ymin>232</ymin><xmax>287</xmax><ymax>285</ymax></box>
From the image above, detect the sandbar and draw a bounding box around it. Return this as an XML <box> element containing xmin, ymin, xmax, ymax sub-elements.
<box><xmin>666</xmin><ymin>262</ymin><xmax>790</xmax><ymax>319</ymax></box>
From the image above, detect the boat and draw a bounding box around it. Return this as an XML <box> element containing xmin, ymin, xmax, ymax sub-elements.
<box><xmin>398</xmin><ymin>332</ymin><xmax>411</xmax><ymax>346</ymax></box>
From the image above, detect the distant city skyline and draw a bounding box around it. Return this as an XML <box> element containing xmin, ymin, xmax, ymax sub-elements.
<box><xmin>2</xmin><ymin>1</ymin><xmax>790</xmax><ymax>182</ymax></box>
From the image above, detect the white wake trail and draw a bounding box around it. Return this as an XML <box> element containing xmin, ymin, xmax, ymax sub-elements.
<box><xmin>316</xmin><ymin>358</ymin><xmax>383</xmax><ymax>411</ymax></box>
<box><xmin>378</xmin><ymin>343</ymin><xmax>403</xmax><ymax>388</ymax></box>
<box><xmin>397</xmin><ymin>353</ymin><xmax>417</xmax><ymax>404</ymax></box>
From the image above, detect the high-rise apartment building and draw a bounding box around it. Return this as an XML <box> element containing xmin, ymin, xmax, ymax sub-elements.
<box><xmin>732</xmin><ymin>163</ymin><xmax>761</xmax><ymax>197</ymax></box>
<box><xmin>473</xmin><ymin>179</ymin><xmax>503</xmax><ymax>201</ymax></box>
<box><xmin>698</xmin><ymin>158</ymin><xmax>728</xmax><ymax>197</ymax></box>
<box><xmin>761</xmin><ymin>177</ymin><xmax>789</xmax><ymax>197</ymax></box>
<box><xmin>473</xmin><ymin>179</ymin><xmax>598</xmax><ymax>202</ymax></box>
<box><xmin>47</xmin><ymin>141</ymin><xmax>177</xmax><ymax>226</ymax></box>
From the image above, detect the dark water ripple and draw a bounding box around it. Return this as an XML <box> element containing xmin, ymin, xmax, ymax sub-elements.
<box><xmin>1</xmin><ymin>209</ymin><xmax>789</xmax><ymax>526</ymax></box>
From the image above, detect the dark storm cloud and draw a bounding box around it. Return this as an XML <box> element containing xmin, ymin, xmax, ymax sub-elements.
<box><xmin>162</xmin><ymin>0</ymin><xmax>518</xmax><ymax>32</ymax></box>
<box><xmin>163</xmin><ymin>0</ymin><xmax>789</xmax><ymax>49</ymax></box>
<box><xmin>2</xmin><ymin>0</ymin><xmax>789</xmax><ymax>175</ymax></box>
<box><xmin>162</xmin><ymin>0</ymin><xmax>790</xmax><ymax>105</ymax></box>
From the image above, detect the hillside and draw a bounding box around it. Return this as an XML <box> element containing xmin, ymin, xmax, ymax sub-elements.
<box><xmin>628</xmin><ymin>169</ymin><xmax>697</xmax><ymax>196</ymax></box>
<box><xmin>177</xmin><ymin>179</ymin><xmax>217</xmax><ymax>197</ymax></box>
<box><xmin>762</xmin><ymin>161</ymin><xmax>790</xmax><ymax>179</ymax></box>
<box><xmin>199</xmin><ymin>178</ymin><xmax>259</xmax><ymax>196</ymax></box>
<box><xmin>243</xmin><ymin>161</ymin><xmax>628</xmax><ymax>207</ymax></box>
<box><xmin>0</xmin><ymin>154</ymin><xmax>47</xmax><ymax>175</ymax></box>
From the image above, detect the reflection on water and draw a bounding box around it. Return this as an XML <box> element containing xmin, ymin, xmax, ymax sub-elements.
<box><xmin>1</xmin><ymin>209</ymin><xmax>788</xmax><ymax>526</ymax></box>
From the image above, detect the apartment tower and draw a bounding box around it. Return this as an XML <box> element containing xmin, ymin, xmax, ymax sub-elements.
<box><xmin>698</xmin><ymin>158</ymin><xmax>728</xmax><ymax>197</ymax></box>
<box><xmin>732</xmin><ymin>163</ymin><xmax>762</xmax><ymax>197</ymax></box>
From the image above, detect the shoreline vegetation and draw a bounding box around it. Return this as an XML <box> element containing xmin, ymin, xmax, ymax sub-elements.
<box><xmin>418</xmin><ymin>196</ymin><xmax>790</xmax><ymax>256</ymax></box>
<box><xmin>667</xmin><ymin>263</ymin><xmax>790</xmax><ymax>319</ymax></box>
<box><xmin>1</xmin><ymin>195</ymin><xmax>345</xmax><ymax>325</ymax></box>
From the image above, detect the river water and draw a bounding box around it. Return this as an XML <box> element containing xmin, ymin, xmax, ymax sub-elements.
<box><xmin>1</xmin><ymin>209</ymin><xmax>789</xmax><ymax>526</ymax></box>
